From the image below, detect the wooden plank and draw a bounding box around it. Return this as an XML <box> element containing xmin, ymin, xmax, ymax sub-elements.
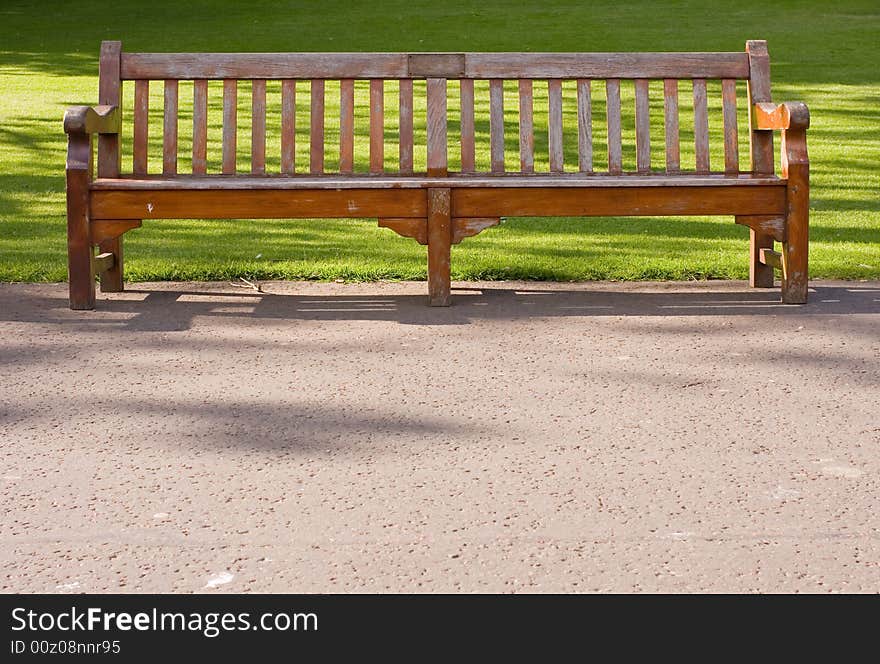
<box><xmin>310</xmin><ymin>79</ymin><xmax>325</xmax><ymax>174</ymax></box>
<box><xmin>635</xmin><ymin>79</ymin><xmax>651</xmax><ymax>173</ymax></box>
<box><xmin>98</xmin><ymin>40</ymin><xmax>122</xmax><ymax>178</ymax></box>
<box><xmin>746</xmin><ymin>40</ymin><xmax>774</xmax><ymax>175</ymax></box>
<box><xmin>452</xmin><ymin>185</ymin><xmax>786</xmax><ymax>218</ymax></box>
<box><xmin>427</xmin><ymin>188</ymin><xmax>452</xmax><ymax>306</ymax></box>
<box><xmin>489</xmin><ymin>79</ymin><xmax>505</xmax><ymax>173</ymax></box>
<box><xmin>92</xmin><ymin>189</ymin><xmax>429</xmax><ymax>219</ymax></box>
<box><xmin>122</xmin><ymin>51</ymin><xmax>750</xmax><ymax>80</ymax></box>
<box><xmin>281</xmin><ymin>79</ymin><xmax>296</xmax><ymax>174</ymax></box>
<box><xmin>518</xmin><ymin>79</ymin><xmax>534</xmax><ymax>173</ymax></box>
<box><xmin>133</xmin><ymin>80</ymin><xmax>149</xmax><ymax>175</ymax></box>
<box><xmin>192</xmin><ymin>79</ymin><xmax>208</xmax><ymax>175</ymax></box>
<box><xmin>465</xmin><ymin>52</ymin><xmax>750</xmax><ymax>79</ymax></box>
<box><xmin>548</xmin><ymin>79</ymin><xmax>564</xmax><ymax>173</ymax></box>
<box><xmin>222</xmin><ymin>79</ymin><xmax>237</xmax><ymax>174</ymax></box>
<box><xmin>339</xmin><ymin>79</ymin><xmax>355</xmax><ymax>174</ymax></box>
<box><xmin>66</xmin><ymin>133</ymin><xmax>95</xmax><ymax>309</ymax></box>
<box><xmin>459</xmin><ymin>78</ymin><xmax>475</xmax><ymax>173</ymax></box>
<box><xmin>94</xmin><ymin>252</ymin><xmax>115</xmax><ymax>274</ymax></box>
<box><xmin>163</xmin><ymin>79</ymin><xmax>178</xmax><ymax>175</ymax></box>
<box><xmin>370</xmin><ymin>79</ymin><xmax>384</xmax><ymax>174</ymax></box>
<box><xmin>251</xmin><ymin>79</ymin><xmax>267</xmax><ymax>174</ymax></box>
<box><xmin>426</xmin><ymin>78</ymin><xmax>447</xmax><ymax>176</ymax></box>
<box><xmin>758</xmin><ymin>247</ymin><xmax>783</xmax><ymax>269</ymax></box>
<box><xmin>576</xmin><ymin>79</ymin><xmax>592</xmax><ymax>173</ymax></box>
<box><xmin>663</xmin><ymin>79</ymin><xmax>680</xmax><ymax>173</ymax></box>
<box><xmin>780</xmin><ymin>121</ymin><xmax>810</xmax><ymax>303</ymax></box>
<box><xmin>399</xmin><ymin>79</ymin><xmax>414</xmax><ymax>174</ymax></box>
<box><xmin>722</xmin><ymin>79</ymin><xmax>739</xmax><ymax>174</ymax></box>
<box><xmin>408</xmin><ymin>53</ymin><xmax>465</xmax><ymax>77</ymax></box>
<box><xmin>693</xmin><ymin>78</ymin><xmax>709</xmax><ymax>173</ymax></box>
<box><xmin>606</xmin><ymin>79</ymin><xmax>622</xmax><ymax>174</ymax></box>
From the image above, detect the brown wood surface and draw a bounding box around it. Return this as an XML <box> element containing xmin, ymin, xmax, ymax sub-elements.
<box><xmin>427</xmin><ymin>188</ymin><xmax>452</xmax><ymax>306</ymax></box>
<box><xmin>66</xmin><ymin>133</ymin><xmax>95</xmax><ymax>309</ymax></box>
<box><xmin>310</xmin><ymin>79</ymin><xmax>325</xmax><ymax>174</ymax></box>
<box><xmin>281</xmin><ymin>79</ymin><xmax>296</xmax><ymax>174</ymax></box>
<box><xmin>339</xmin><ymin>79</ymin><xmax>355</xmax><ymax>174</ymax></box>
<box><xmin>734</xmin><ymin>215</ymin><xmax>784</xmax><ymax>243</ymax></box>
<box><xmin>133</xmin><ymin>80</ymin><xmax>149</xmax><ymax>175</ymax></box>
<box><xmin>222</xmin><ymin>79</ymin><xmax>237</xmax><ymax>174</ymax></box>
<box><xmin>722</xmin><ymin>79</ymin><xmax>739</xmax><ymax>173</ymax></box>
<box><xmin>606</xmin><ymin>79</ymin><xmax>622</xmax><ymax>174</ymax></box>
<box><xmin>459</xmin><ymin>78</ymin><xmax>476</xmax><ymax>173</ymax></box>
<box><xmin>548</xmin><ymin>79</ymin><xmax>564</xmax><ymax>173</ymax></box>
<box><xmin>378</xmin><ymin>217</ymin><xmax>428</xmax><ymax>244</ymax></box>
<box><xmin>90</xmin><ymin>219</ymin><xmax>143</xmax><ymax>244</ymax></box>
<box><xmin>370</xmin><ymin>79</ymin><xmax>384</xmax><ymax>173</ymax></box>
<box><xmin>399</xmin><ymin>79</ymin><xmax>414</xmax><ymax>174</ymax></box>
<box><xmin>451</xmin><ymin>217</ymin><xmax>499</xmax><ymax>243</ymax></box>
<box><xmin>426</xmin><ymin>78</ymin><xmax>447</xmax><ymax>176</ymax></box>
<box><xmin>758</xmin><ymin>247</ymin><xmax>783</xmax><ymax>269</ymax></box>
<box><xmin>163</xmin><ymin>80</ymin><xmax>178</xmax><ymax>175</ymax></box>
<box><xmin>490</xmin><ymin>79</ymin><xmax>505</xmax><ymax>173</ymax></box>
<box><xmin>635</xmin><ymin>78</ymin><xmax>651</xmax><ymax>173</ymax></box>
<box><xmin>98</xmin><ymin>41</ymin><xmax>122</xmax><ymax>179</ymax></box>
<box><xmin>576</xmin><ymin>79</ymin><xmax>592</xmax><ymax>173</ymax></box>
<box><xmin>663</xmin><ymin>79</ymin><xmax>680</xmax><ymax>173</ymax></box>
<box><xmin>781</xmin><ymin>124</ymin><xmax>809</xmax><ymax>303</ymax></box>
<box><xmin>693</xmin><ymin>78</ymin><xmax>709</xmax><ymax>173</ymax></box>
<box><xmin>192</xmin><ymin>79</ymin><xmax>208</xmax><ymax>175</ymax></box>
<box><xmin>94</xmin><ymin>251</ymin><xmax>116</xmax><ymax>274</ymax></box>
<box><xmin>251</xmin><ymin>79</ymin><xmax>266</xmax><ymax>174</ymax></box>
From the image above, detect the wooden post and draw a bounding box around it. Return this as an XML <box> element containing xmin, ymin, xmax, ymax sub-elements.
<box><xmin>427</xmin><ymin>188</ymin><xmax>452</xmax><ymax>306</ymax></box>
<box><xmin>746</xmin><ymin>40</ymin><xmax>775</xmax><ymax>288</ymax></box>
<box><xmin>97</xmin><ymin>40</ymin><xmax>125</xmax><ymax>292</ymax></box>
<box><xmin>781</xmin><ymin>117</ymin><xmax>809</xmax><ymax>304</ymax></box>
<box><xmin>66</xmin><ymin>132</ymin><xmax>95</xmax><ymax>310</ymax></box>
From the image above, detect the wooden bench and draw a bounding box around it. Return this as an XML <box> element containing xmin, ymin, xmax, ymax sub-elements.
<box><xmin>65</xmin><ymin>40</ymin><xmax>809</xmax><ymax>309</ymax></box>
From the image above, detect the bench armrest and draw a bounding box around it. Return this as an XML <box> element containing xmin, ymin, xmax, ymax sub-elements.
<box><xmin>752</xmin><ymin>101</ymin><xmax>810</xmax><ymax>131</ymax></box>
<box><xmin>63</xmin><ymin>104</ymin><xmax>120</xmax><ymax>135</ymax></box>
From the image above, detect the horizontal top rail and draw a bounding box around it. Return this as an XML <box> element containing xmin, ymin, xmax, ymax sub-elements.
<box><xmin>120</xmin><ymin>51</ymin><xmax>751</xmax><ymax>80</ymax></box>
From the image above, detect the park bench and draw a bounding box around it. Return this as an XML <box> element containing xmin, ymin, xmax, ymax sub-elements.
<box><xmin>65</xmin><ymin>40</ymin><xmax>809</xmax><ymax>309</ymax></box>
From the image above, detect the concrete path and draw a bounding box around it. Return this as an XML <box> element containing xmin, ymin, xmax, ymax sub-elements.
<box><xmin>1</xmin><ymin>280</ymin><xmax>878</xmax><ymax>593</ymax></box>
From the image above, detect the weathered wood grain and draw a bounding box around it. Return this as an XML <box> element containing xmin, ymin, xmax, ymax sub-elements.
<box><xmin>281</xmin><ymin>79</ymin><xmax>296</xmax><ymax>174</ymax></box>
<box><xmin>399</xmin><ymin>79</ymin><xmax>414</xmax><ymax>174</ymax></box>
<box><xmin>98</xmin><ymin>40</ymin><xmax>122</xmax><ymax>179</ymax></box>
<box><xmin>370</xmin><ymin>79</ymin><xmax>384</xmax><ymax>174</ymax></box>
<box><xmin>163</xmin><ymin>79</ymin><xmax>178</xmax><ymax>176</ymax></box>
<box><xmin>427</xmin><ymin>188</ymin><xmax>452</xmax><ymax>306</ymax></box>
<box><xmin>692</xmin><ymin>78</ymin><xmax>709</xmax><ymax>173</ymax></box>
<box><xmin>518</xmin><ymin>79</ymin><xmax>534</xmax><ymax>173</ymax></box>
<box><xmin>548</xmin><ymin>79</ymin><xmax>564</xmax><ymax>173</ymax></box>
<box><xmin>576</xmin><ymin>79</ymin><xmax>592</xmax><ymax>173</ymax></box>
<box><xmin>722</xmin><ymin>79</ymin><xmax>739</xmax><ymax>173</ymax></box>
<box><xmin>251</xmin><ymin>79</ymin><xmax>266</xmax><ymax>174</ymax></box>
<box><xmin>426</xmin><ymin>78</ymin><xmax>447</xmax><ymax>176</ymax></box>
<box><xmin>310</xmin><ymin>79</ymin><xmax>325</xmax><ymax>174</ymax></box>
<box><xmin>133</xmin><ymin>80</ymin><xmax>149</xmax><ymax>175</ymax></box>
<box><xmin>222</xmin><ymin>79</ymin><xmax>237</xmax><ymax>174</ymax></box>
<box><xmin>490</xmin><ymin>79</ymin><xmax>505</xmax><ymax>173</ymax></box>
<box><xmin>663</xmin><ymin>79</ymin><xmax>680</xmax><ymax>173</ymax></box>
<box><xmin>192</xmin><ymin>79</ymin><xmax>208</xmax><ymax>175</ymax></box>
<box><xmin>635</xmin><ymin>78</ymin><xmax>651</xmax><ymax>173</ymax></box>
<box><xmin>606</xmin><ymin>79</ymin><xmax>622</xmax><ymax>174</ymax></box>
<box><xmin>459</xmin><ymin>78</ymin><xmax>475</xmax><ymax>173</ymax></box>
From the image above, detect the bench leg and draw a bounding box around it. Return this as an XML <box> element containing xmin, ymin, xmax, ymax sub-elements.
<box><xmin>66</xmin><ymin>164</ymin><xmax>95</xmax><ymax>310</ymax></box>
<box><xmin>98</xmin><ymin>235</ymin><xmax>124</xmax><ymax>292</ymax></box>
<box><xmin>749</xmin><ymin>229</ymin><xmax>775</xmax><ymax>288</ymax></box>
<box><xmin>781</xmin><ymin>202</ymin><xmax>809</xmax><ymax>305</ymax></box>
<box><xmin>427</xmin><ymin>188</ymin><xmax>452</xmax><ymax>306</ymax></box>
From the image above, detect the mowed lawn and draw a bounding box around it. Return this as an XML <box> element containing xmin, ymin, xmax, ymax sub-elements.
<box><xmin>1</xmin><ymin>0</ymin><xmax>878</xmax><ymax>283</ymax></box>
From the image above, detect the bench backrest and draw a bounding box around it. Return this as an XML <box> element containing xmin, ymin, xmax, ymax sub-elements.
<box><xmin>97</xmin><ymin>40</ymin><xmax>775</xmax><ymax>179</ymax></box>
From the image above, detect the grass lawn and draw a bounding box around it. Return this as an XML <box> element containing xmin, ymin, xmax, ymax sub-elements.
<box><xmin>1</xmin><ymin>0</ymin><xmax>878</xmax><ymax>283</ymax></box>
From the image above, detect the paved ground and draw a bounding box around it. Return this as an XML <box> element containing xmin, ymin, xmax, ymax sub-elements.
<box><xmin>1</xmin><ymin>280</ymin><xmax>878</xmax><ymax>593</ymax></box>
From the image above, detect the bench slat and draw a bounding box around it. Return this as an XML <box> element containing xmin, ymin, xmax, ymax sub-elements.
<box><xmin>490</xmin><ymin>79</ymin><xmax>505</xmax><ymax>173</ymax></box>
<box><xmin>635</xmin><ymin>78</ymin><xmax>650</xmax><ymax>173</ymax></box>
<box><xmin>663</xmin><ymin>79</ymin><xmax>680</xmax><ymax>173</ymax></box>
<box><xmin>576</xmin><ymin>79</ymin><xmax>592</xmax><ymax>173</ymax></box>
<box><xmin>459</xmin><ymin>79</ymin><xmax>476</xmax><ymax>174</ymax></box>
<box><xmin>310</xmin><ymin>79</ymin><xmax>325</xmax><ymax>174</ymax></box>
<box><xmin>746</xmin><ymin>40</ymin><xmax>774</xmax><ymax>174</ymax></box>
<box><xmin>606</xmin><ymin>79</ymin><xmax>622</xmax><ymax>175</ymax></box>
<box><xmin>133</xmin><ymin>80</ymin><xmax>149</xmax><ymax>175</ymax></box>
<box><xmin>98</xmin><ymin>41</ymin><xmax>121</xmax><ymax>179</ymax></box>
<box><xmin>339</xmin><ymin>79</ymin><xmax>355</xmax><ymax>174</ymax></box>
<box><xmin>693</xmin><ymin>78</ymin><xmax>710</xmax><ymax>173</ymax></box>
<box><xmin>163</xmin><ymin>80</ymin><xmax>178</xmax><ymax>175</ymax></box>
<box><xmin>281</xmin><ymin>80</ymin><xmax>296</xmax><ymax>174</ymax></box>
<box><xmin>370</xmin><ymin>79</ymin><xmax>384</xmax><ymax>174</ymax></box>
<box><xmin>399</xmin><ymin>79</ymin><xmax>414</xmax><ymax>174</ymax></box>
<box><xmin>548</xmin><ymin>79</ymin><xmax>564</xmax><ymax>173</ymax></box>
<box><xmin>519</xmin><ymin>80</ymin><xmax>534</xmax><ymax>174</ymax></box>
<box><xmin>722</xmin><ymin>78</ymin><xmax>739</xmax><ymax>173</ymax></box>
<box><xmin>427</xmin><ymin>78</ymin><xmax>447</xmax><ymax>176</ymax></box>
<box><xmin>251</xmin><ymin>79</ymin><xmax>266</xmax><ymax>174</ymax></box>
<box><xmin>192</xmin><ymin>80</ymin><xmax>208</xmax><ymax>175</ymax></box>
<box><xmin>222</xmin><ymin>79</ymin><xmax>237</xmax><ymax>174</ymax></box>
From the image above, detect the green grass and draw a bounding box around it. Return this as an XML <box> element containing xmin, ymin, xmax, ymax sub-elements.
<box><xmin>1</xmin><ymin>0</ymin><xmax>878</xmax><ymax>283</ymax></box>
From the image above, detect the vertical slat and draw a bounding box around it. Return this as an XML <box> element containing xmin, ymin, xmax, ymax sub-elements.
<box><xmin>399</xmin><ymin>79</ymin><xmax>414</xmax><ymax>174</ymax></box>
<box><xmin>426</xmin><ymin>78</ymin><xmax>447</xmax><ymax>177</ymax></box>
<box><xmin>606</xmin><ymin>79</ymin><xmax>622</xmax><ymax>174</ymax></box>
<box><xmin>310</xmin><ymin>79</ymin><xmax>325</xmax><ymax>174</ymax></box>
<box><xmin>98</xmin><ymin>40</ymin><xmax>121</xmax><ymax>178</ymax></box>
<box><xmin>281</xmin><ymin>79</ymin><xmax>296</xmax><ymax>174</ymax></box>
<box><xmin>548</xmin><ymin>79</ymin><xmax>564</xmax><ymax>173</ymax></box>
<box><xmin>722</xmin><ymin>78</ymin><xmax>739</xmax><ymax>174</ymax></box>
<box><xmin>192</xmin><ymin>79</ymin><xmax>208</xmax><ymax>175</ymax></box>
<box><xmin>222</xmin><ymin>79</ymin><xmax>237</xmax><ymax>174</ymax></box>
<box><xmin>133</xmin><ymin>79</ymin><xmax>149</xmax><ymax>175</ymax></box>
<box><xmin>635</xmin><ymin>78</ymin><xmax>651</xmax><ymax>173</ymax></box>
<box><xmin>693</xmin><ymin>78</ymin><xmax>710</xmax><ymax>173</ymax></box>
<box><xmin>163</xmin><ymin>79</ymin><xmax>178</xmax><ymax>175</ymax></box>
<box><xmin>518</xmin><ymin>79</ymin><xmax>534</xmax><ymax>173</ymax></box>
<box><xmin>459</xmin><ymin>79</ymin><xmax>475</xmax><ymax>174</ymax></box>
<box><xmin>663</xmin><ymin>79</ymin><xmax>680</xmax><ymax>173</ymax></box>
<box><xmin>251</xmin><ymin>79</ymin><xmax>266</xmax><ymax>174</ymax></box>
<box><xmin>746</xmin><ymin>40</ymin><xmax>774</xmax><ymax>175</ymax></box>
<box><xmin>576</xmin><ymin>79</ymin><xmax>592</xmax><ymax>173</ymax></box>
<box><xmin>370</xmin><ymin>79</ymin><xmax>384</xmax><ymax>174</ymax></box>
<box><xmin>339</xmin><ymin>79</ymin><xmax>355</xmax><ymax>174</ymax></box>
<box><xmin>489</xmin><ymin>79</ymin><xmax>505</xmax><ymax>173</ymax></box>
